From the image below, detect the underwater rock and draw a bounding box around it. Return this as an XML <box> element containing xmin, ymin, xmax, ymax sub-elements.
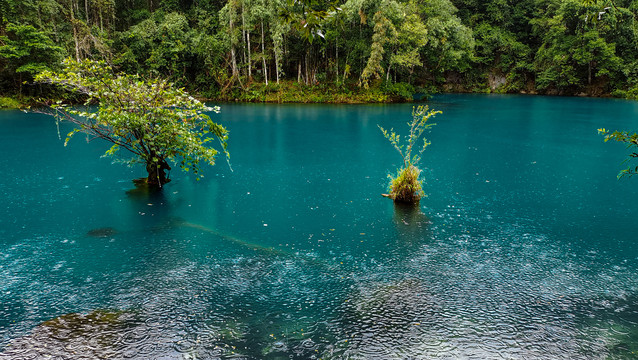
<box><xmin>0</xmin><ymin>310</ymin><xmax>136</xmax><ymax>359</ymax></box>
<box><xmin>0</xmin><ymin>310</ymin><xmax>252</xmax><ymax>359</ymax></box>
<box><xmin>86</xmin><ymin>227</ymin><xmax>117</xmax><ymax>238</ymax></box>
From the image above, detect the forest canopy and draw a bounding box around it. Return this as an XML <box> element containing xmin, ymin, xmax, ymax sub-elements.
<box><xmin>1</xmin><ymin>0</ymin><xmax>637</xmax><ymax>102</ymax></box>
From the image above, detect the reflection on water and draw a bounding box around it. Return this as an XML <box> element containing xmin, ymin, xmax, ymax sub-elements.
<box><xmin>1</xmin><ymin>95</ymin><xmax>638</xmax><ymax>359</ymax></box>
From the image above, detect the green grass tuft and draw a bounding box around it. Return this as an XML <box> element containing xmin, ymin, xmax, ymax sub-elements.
<box><xmin>388</xmin><ymin>165</ymin><xmax>424</xmax><ymax>203</ymax></box>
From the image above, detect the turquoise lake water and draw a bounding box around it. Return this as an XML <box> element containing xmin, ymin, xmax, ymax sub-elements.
<box><xmin>1</xmin><ymin>94</ymin><xmax>638</xmax><ymax>359</ymax></box>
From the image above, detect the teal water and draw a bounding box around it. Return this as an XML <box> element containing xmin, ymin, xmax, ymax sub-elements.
<box><xmin>1</xmin><ymin>94</ymin><xmax>638</xmax><ymax>359</ymax></box>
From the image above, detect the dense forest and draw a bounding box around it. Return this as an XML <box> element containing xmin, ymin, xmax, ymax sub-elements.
<box><xmin>1</xmin><ymin>0</ymin><xmax>637</xmax><ymax>104</ymax></box>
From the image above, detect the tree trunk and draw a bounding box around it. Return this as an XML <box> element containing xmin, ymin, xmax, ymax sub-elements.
<box><xmin>229</xmin><ymin>1</ymin><xmax>239</xmax><ymax>78</ymax></box>
<box><xmin>335</xmin><ymin>38</ymin><xmax>339</xmax><ymax>83</ymax></box>
<box><xmin>275</xmin><ymin>46</ymin><xmax>280</xmax><ymax>84</ymax></box>
<box><xmin>261</xmin><ymin>21</ymin><xmax>268</xmax><ymax>85</ymax></box>
<box><xmin>146</xmin><ymin>159</ymin><xmax>171</xmax><ymax>188</ymax></box>
<box><xmin>37</xmin><ymin>5</ymin><xmax>43</xmax><ymax>29</ymax></box>
<box><xmin>69</xmin><ymin>0</ymin><xmax>81</xmax><ymax>61</ymax></box>
<box><xmin>247</xmin><ymin>30</ymin><xmax>252</xmax><ymax>79</ymax></box>
<box><xmin>231</xmin><ymin>46</ymin><xmax>239</xmax><ymax>77</ymax></box>
<box><xmin>305</xmin><ymin>49</ymin><xmax>310</xmax><ymax>85</ymax></box>
<box><xmin>85</xmin><ymin>0</ymin><xmax>89</xmax><ymax>25</ymax></box>
<box><xmin>241</xmin><ymin>3</ymin><xmax>248</xmax><ymax>76</ymax></box>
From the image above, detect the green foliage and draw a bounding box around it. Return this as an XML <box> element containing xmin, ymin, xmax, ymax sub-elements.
<box><xmin>379</xmin><ymin>105</ymin><xmax>440</xmax><ymax>202</ymax></box>
<box><xmin>380</xmin><ymin>81</ymin><xmax>415</xmax><ymax>101</ymax></box>
<box><xmin>115</xmin><ymin>12</ymin><xmax>193</xmax><ymax>85</ymax></box>
<box><xmin>599</xmin><ymin>128</ymin><xmax>638</xmax><ymax>178</ymax></box>
<box><xmin>359</xmin><ymin>10</ymin><xmax>397</xmax><ymax>88</ymax></box>
<box><xmin>418</xmin><ymin>0</ymin><xmax>475</xmax><ymax>77</ymax></box>
<box><xmin>389</xmin><ymin>4</ymin><xmax>428</xmax><ymax>83</ymax></box>
<box><xmin>473</xmin><ymin>23</ymin><xmax>532</xmax><ymax>87</ymax></box>
<box><xmin>35</xmin><ymin>58</ymin><xmax>229</xmax><ymax>188</ymax></box>
<box><xmin>0</xmin><ymin>96</ymin><xmax>21</xmax><ymax>109</ymax></box>
<box><xmin>2</xmin><ymin>0</ymin><xmax>638</xmax><ymax>100</ymax></box>
<box><xmin>612</xmin><ymin>85</ymin><xmax>638</xmax><ymax>100</ymax></box>
<box><xmin>280</xmin><ymin>0</ymin><xmax>340</xmax><ymax>43</ymax></box>
<box><xmin>532</xmin><ymin>0</ymin><xmax>625</xmax><ymax>94</ymax></box>
<box><xmin>0</xmin><ymin>22</ymin><xmax>63</xmax><ymax>94</ymax></box>
<box><xmin>220</xmin><ymin>80</ymin><xmax>396</xmax><ymax>103</ymax></box>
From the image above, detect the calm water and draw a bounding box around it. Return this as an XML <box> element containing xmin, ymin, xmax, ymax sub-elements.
<box><xmin>1</xmin><ymin>94</ymin><xmax>638</xmax><ymax>359</ymax></box>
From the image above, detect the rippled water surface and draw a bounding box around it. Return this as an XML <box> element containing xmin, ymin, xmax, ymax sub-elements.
<box><xmin>1</xmin><ymin>94</ymin><xmax>638</xmax><ymax>359</ymax></box>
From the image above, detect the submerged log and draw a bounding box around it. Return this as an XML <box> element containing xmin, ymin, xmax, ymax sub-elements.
<box><xmin>86</xmin><ymin>227</ymin><xmax>117</xmax><ymax>238</ymax></box>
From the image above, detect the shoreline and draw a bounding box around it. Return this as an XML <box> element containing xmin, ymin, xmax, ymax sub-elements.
<box><xmin>1</xmin><ymin>88</ymin><xmax>632</xmax><ymax>110</ymax></box>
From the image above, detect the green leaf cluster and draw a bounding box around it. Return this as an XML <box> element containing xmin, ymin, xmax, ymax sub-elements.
<box><xmin>0</xmin><ymin>22</ymin><xmax>63</xmax><ymax>94</ymax></box>
<box><xmin>599</xmin><ymin>128</ymin><xmax>638</xmax><ymax>178</ymax></box>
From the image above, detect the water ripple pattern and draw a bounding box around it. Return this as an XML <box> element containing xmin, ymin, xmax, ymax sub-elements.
<box><xmin>1</xmin><ymin>95</ymin><xmax>638</xmax><ymax>359</ymax></box>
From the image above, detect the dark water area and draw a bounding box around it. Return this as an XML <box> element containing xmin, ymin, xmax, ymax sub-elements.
<box><xmin>1</xmin><ymin>94</ymin><xmax>638</xmax><ymax>359</ymax></box>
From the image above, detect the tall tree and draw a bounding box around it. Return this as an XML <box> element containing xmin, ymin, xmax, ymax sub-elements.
<box><xmin>0</xmin><ymin>23</ymin><xmax>63</xmax><ymax>95</ymax></box>
<box><xmin>532</xmin><ymin>0</ymin><xmax>622</xmax><ymax>94</ymax></box>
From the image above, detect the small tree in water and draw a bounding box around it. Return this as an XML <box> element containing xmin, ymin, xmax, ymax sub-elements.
<box><xmin>35</xmin><ymin>59</ymin><xmax>229</xmax><ymax>189</ymax></box>
<box><xmin>379</xmin><ymin>105</ymin><xmax>440</xmax><ymax>203</ymax></box>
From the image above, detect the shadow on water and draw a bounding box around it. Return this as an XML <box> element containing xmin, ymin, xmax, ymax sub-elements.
<box><xmin>390</xmin><ymin>201</ymin><xmax>433</xmax><ymax>258</ymax></box>
<box><xmin>392</xmin><ymin>202</ymin><xmax>430</xmax><ymax>235</ymax></box>
<box><xmin>83</xmin><ymin>180</ymin><xmax>173</xmax><ymax>239</ymax></box>
<box><xmin>126</xmin><ymin>179</ymin><xmax>174</xmax><ymax>228</ymax></box>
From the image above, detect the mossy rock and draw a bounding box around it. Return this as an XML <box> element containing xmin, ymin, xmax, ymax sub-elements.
<box><xmin>0</xmin><ymin>309</ymin><xmax>136</xmax><ymax>359</ymax></box>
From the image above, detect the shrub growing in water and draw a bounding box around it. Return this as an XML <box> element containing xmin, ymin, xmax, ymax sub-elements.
<box><xmin>379</xmin><ymin>105</ymin><xmax>440</xmax><ymax>203</ymax></box>
<box><xmin>389</xmin><ymin>164</ymin><xmax>423</xmax><ymax>203</ymax></box>
<box><xmin>35</xmin><ymin>59</ymin><xmax>229</xmax><ymax>189</ymax></box>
